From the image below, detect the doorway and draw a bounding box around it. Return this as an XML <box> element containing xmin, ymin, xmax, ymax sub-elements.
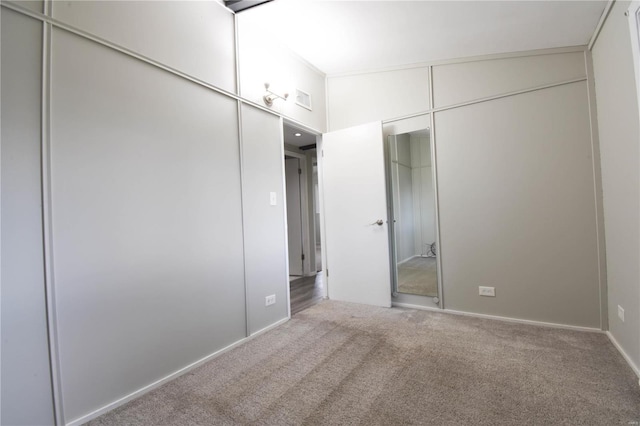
<box><xmin>285</xmin><ymin>156</ymin><xmax>304</xmax><ymax>278</ymax></box>
<box><xmin>283</xmin><ymin>122</ymin><xmax>325</xmax><ymax>314</ymax></box>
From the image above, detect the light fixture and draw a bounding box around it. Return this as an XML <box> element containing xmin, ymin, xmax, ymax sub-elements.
<box><xmin>295</xmin><ymin>133</ymin><xmax>301</xmax><ymax>137</ymax></box>
<box><xmin>263</xmin><ymin>83</ymin><xmax>289</xmax><ymax>107</ymax></box>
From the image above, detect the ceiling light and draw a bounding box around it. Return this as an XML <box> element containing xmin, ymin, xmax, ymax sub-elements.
<box><xmin>295</xmin><ymin>133</ymin><xmax>302</xmax><ymax>137</ymax></box>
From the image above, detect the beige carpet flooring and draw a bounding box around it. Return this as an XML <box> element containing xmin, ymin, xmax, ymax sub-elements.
<box><xmin>89</xmin><ymin>301</ymin><xmax>640</xmax><ymax>425</ymax></box>
<box><xmin>397</xmin><ymin>256</ymin><xmax>438</xmax><ymax>297</ymax></box>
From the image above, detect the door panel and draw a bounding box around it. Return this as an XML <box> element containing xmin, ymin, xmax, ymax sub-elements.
<box><xmin>322</xmin><ymin>121</ymin><xmax>391</xmax><ymax>307</ymax></box>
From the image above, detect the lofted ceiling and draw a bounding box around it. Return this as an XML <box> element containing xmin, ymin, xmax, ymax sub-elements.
<box><xmin>238</xmin><ymin>0</ymin><xmax>607</xmax><ymax>75</ymax></box>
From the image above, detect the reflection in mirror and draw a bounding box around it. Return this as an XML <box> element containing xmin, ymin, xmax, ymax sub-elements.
<box><xmin>389</xmin><ymin>129</ymin><xmax>438</xmax><ymax>298</ymax></box>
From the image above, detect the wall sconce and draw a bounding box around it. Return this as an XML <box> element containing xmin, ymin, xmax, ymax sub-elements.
<box><xmin>263</xmin><ymin>82</ymin><xmax>289</xmax><ymax>107</ymax></box>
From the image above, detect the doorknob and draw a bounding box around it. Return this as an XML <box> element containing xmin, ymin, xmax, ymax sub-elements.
<box><xmin>371</xmin><ymin>219</ymin><xmax>384</xmax><ymax>226</ymax></box>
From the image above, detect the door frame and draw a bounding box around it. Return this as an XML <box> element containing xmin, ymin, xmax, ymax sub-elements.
<box><xmin>284</xmin><ymin>149</ymin><xmax>313</xmax><ymax>277</ymax></box>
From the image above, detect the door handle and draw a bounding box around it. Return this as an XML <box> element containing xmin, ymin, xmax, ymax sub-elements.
<box><xmin>371</xmin><ymin>219</ymin><xmax>384</xmax><ymax>226</ymax></box>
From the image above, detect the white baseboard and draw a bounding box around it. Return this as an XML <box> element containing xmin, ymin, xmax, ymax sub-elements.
<box><xmin>443</xmin><ymin>308</ymin><xmax>602</xmax><ymax>333</ymax></box>
<box><xmin>606</xmin><ymin>331</ymin><xmax>640</xmax><ymax>380</ymax></box>
<box><xmin>66</xmin><ymin>317</ymin><xmax>290</xmax><ymax>426</ymax></box>
<box><xmin>396</xmin><ymin>256</ymin><xmax>417</xmax><ymax>266</ymax></box>
<box><xmin>392</xmin><ymin>302</ymin><xmax>441</xmax><ymax>313</ymax></box>
<box><xmin>392</xmin><ymin>302</ymin><xmax>602</xmax><ymax>333</ymax></box>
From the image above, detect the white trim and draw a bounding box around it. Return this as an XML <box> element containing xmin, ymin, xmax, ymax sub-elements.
<box><xmin>583</xmin><ymin>50</ymin><xmax>609</xmax><ymax>331</ymax></box>
<box><xmin>393</xmin><ymin>303</ymin><xmax>603</xmax><ymax>333</ymax></box>
<box><xmin>327</xmin><ymin>45</ymin><xmax>588</xmax><ymax>79</ymax></box>
<box><xmin>606</xmin><ymin>331</ymin><xmax>640</xmax><ymax>379</ymax></box>
<box><xmin>233</xmin><ymin>12</ymin><xmax>241</xmax><ymax>96</ymax></box>
<box><xmin>40</xmin><ymin>6</ymin><xmax>65</xmax><ymax>424</ymax></box>
<box><xmin>66</xmin><ymin>317</ymin><xmax>289</xmax><ymax>426</ymax></box>
<box><xmin>237</xmin><ymin>101</ymin><xmax>251</xmax><ymax>338</ymax></box>
<box><xmin>383</xmin><ymin>77</ymin><xmax>587</xmax><ymax>125</ymax></box>
<box><xmin>392</xmin><ymin>302</ymin><xmax>442</xmax><ymax>313</ymax></box>
<box><xmin>428</xmin><ymin>67</ymin><xmax>444</xmax><ymax>311</ymax></box>
<box><xmin>279</xmin><ymin>118</ymin><xmax>292</xmax><ymax>321</ymax></box>
<box><xmin>324</xmin><ymin>75</ymin><xmax>330</xmax><ymax>131</ymax></box>
<box><xmin>628</xmin><ymin>1</ymin><xmax>640</xmax><ymax>122</ymax></box>
<box><xmin>396</xmin><ymin>255</ymin><xmax>419</xmax><ymax>266</ymax></box>
<box><xmin>626</xmin><ymin>2</ymin><xmax>640</xmax><ymax>373</ymax></box>
<box><xmin>443</xmin><ymin>308</ymin><xmax>602</xmax><ymax>333</ymax></box>
<box><xmin>588</xmin><ymin>0</ymin><xmax>615</xmax><ymax>51</ymax></box>
<box><xmin>316</xmin><ymin>134</ymin><xmax>329</xmax><ymax>299</ymax></box>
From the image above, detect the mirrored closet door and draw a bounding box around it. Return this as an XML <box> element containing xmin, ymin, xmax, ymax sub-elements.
<box><xmin>389</xmin><ymin>129</ymin><xmax>439</xmax><ymax>300</ymax></box>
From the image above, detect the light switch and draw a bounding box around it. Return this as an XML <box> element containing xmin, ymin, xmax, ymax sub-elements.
<box><xmin>270</xmin><ymin>192</ymin><xmax>277</xmax><ymax>206</ymax></box>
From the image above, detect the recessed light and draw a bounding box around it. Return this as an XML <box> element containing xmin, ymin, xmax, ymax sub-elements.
<box><xmin>295</xmin><ymin>133</ymin><xmax>302</xmax><ymax>137</ymax></box>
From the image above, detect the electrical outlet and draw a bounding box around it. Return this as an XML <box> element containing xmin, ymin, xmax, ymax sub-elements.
<box><xmin>265</xmin><ymin>294</ymin><xmax>276</xmax><ymax>306</ymax></box>
<box><xmin>479</xmin><ymin>286</ymin><xmax>495</xmax><ymax>297</ymax></box>
<box><xmin>618</xmin><ymin>305</ymin><xmax>625</xmax><ymax>322</ymax></box>
<box><xmin>269</xmin><ymin>192</ymin><xmax>277</xmax><ymax>206</ymax></box>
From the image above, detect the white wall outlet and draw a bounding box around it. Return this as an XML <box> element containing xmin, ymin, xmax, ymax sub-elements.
<box><xmin>618</xmin><ymin>305</ymin><xmax>625</xmax><ymax>322</ymax></box>
<box><xmin>265</xmin><ymin>294</ymin><xmax>276</xmax><ymax>306</ymax></box>
<box><xmin>479</xmin><ymin>286</ymin><xmax>496</xmax><ymax>297</ymax></box>
<box><xmin>269</xmin><ymin>192</ymin><xmax>277</xmax><ymax>206</ymax></box>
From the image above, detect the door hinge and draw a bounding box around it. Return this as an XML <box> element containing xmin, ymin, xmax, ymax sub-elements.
<box><xmin>326</xmin><ymin>269</ymin><xmax>329</xmax><ymax>277</ymax></box>
<box><xmin>301</xmin><ymin>253</ymin><xmax>305</xmax><ymax>261</ymax></box>
<box><xmin>298</xmin><ymin>168</ymin><xmax>302</xmax><ymax>175</ymax></box>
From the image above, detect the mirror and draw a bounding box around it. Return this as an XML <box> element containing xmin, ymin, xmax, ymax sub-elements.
<box><xmin>389</xmin><ymin>129</ymin><xmax>438</xmax><ymax>298</ymax></box>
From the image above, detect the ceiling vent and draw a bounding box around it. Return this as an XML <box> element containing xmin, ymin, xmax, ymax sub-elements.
<box><xmin>295</xmin><ymin>89</ymin><xmax>312</xmax><ymax>111</ymax></box>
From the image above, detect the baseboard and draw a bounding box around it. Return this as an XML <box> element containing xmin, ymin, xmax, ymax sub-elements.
<box><xmin>66</xmin><ymin>317</ymin><xmax>290</xmax><ymax>426</ymax></box>
<box><xmin>605</xmin><ymin>331</ymin><xmax>640</xmax><ymax>380</ymax></box>
<box><xmin>249</xmin><ymin>317</ymin><xmax>290</xmax><ymax>337</ymax></box>
<box><xmin>397</xmin><ymin>256</ymin><xmax>417</xmax><ymax>266</ymax></box>
<box><xmin>393</xmin><ymin>302</ymin><xmax>602</xmax><ymax>333</ymax></box>
<box><xmin>392</xmin><ymin>302</ymin><xmax>442</xmax><ymax>313</ymax></box>
<box><xmin>443</xmin><ymin>308</ymin><xmax>602</xmax><ymax>333</ymax></box>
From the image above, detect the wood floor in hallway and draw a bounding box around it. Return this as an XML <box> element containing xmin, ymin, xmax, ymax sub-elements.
<box><xmin>290</xmin><ymin>274</ymin><xmax>324</xmax><ymax>315</ymax></box>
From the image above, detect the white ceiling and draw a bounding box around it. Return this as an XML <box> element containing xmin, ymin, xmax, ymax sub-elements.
<box><xmin>239</xmin><ymin>0</ymin><xmax>607</xmax><ymax>75</ymax></box>
<box><xmin>284</xmin><ymin>122</ymin><xmax>318</xmax><ymax>147</ymax></box>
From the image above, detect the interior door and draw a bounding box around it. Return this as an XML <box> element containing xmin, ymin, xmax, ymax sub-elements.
<box><xmin>322</xmin><ymin>121</ymin><xmax>391</xmax><ymax>307</ymax></box>
<box><xmin>285</xmin><ymin>157</ymin><xmax>304</xmax><ymax>276</ymax></box>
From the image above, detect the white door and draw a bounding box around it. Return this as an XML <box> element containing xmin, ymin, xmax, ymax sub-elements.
<box><xmin>285</xmin><ymin>157</ymin><xmax>304</xmax><ymax>276</ymax></box>
<box><xmin>322</xmin><ymin>121</ymin><xmax>391</xmax><ymax>307</ymax></box>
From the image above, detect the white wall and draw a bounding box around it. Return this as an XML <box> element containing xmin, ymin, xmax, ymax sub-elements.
<box><xmin>328</xmin><ymin>49</ymin><xmax>605</xmax><ymax>328</ymax></box>
<box><xmin>436</xmin><ymin>81</ymin><xmax>600</xmax><ymax>327</ymax></box>
<box><xmin>432</xmin><ymin>51</ymin><xmax>586</xmax><ymax>107</ymax></box>
<box><xmin>1</xmin><ymin>1</ymin><xmax>291</xmax><ymax>424</ymax></box>
<box><xmin>240</xmin><ymin>104</ymin><xmax>289</xmax><ymax>334</ymax></box>
<box><xmin>328</xmin><ymin>67</ymin><xmax>430</xmax><ymax>131</ymax></box>
<box><xmin>592</xmin><ymin>0</ymin><xmax>640</xmax><ymax>370</ymax></box>
<box><xmin>52</xmin><ymin>0</ymin><xmax>237</xmax><ymax>93</ymax></box>
<box><xmin>236</xmin><ymin>16</ymin><xmax>327</xmax><ymax>132</ymax></box>
<box><xmin>50</xmin><ymin>28</ymin><xmax>248</xmax><ymax>422</ymax></box>
<box><xmin>1</xmin><ymin>8</ymin><xmax>55</xmax><ymax>425</ymax></box>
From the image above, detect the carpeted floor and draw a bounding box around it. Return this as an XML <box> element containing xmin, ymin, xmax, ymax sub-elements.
<box><xmin>397</xmin><ymin>256</ymin><xmax>438</xmax><ymax>297</ymax></box>
<box><xmin>89</xmin><ymin>301</ymin><xmax>640</xmax><ymax>425</ymax></box>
